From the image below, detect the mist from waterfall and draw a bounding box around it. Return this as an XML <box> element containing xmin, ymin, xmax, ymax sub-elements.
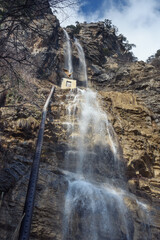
<box><xmin>63</xmin><ymin>29</ymin><xmax>73</xmax><ymax>76</ymax></box>
<box><xmin>75</xmin><ymin>38</ymin><xmax>88</xmax><ymax>87</ymax></box>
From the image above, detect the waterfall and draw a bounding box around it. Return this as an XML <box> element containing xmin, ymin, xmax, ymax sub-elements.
<box><xmin>75</xmin><ymin>38</ymin><xmax>88</xmax><ymax>87</ymax></box>
<box><xmin>64</xmin><ymin>89</ymin><xmax>120</xmax><ymax>179</ymax></box>
<box><xmin>63</xmin><ymin>29</ymin><xmax>73</xmax><ymax>76</ymax></box>
<box><xmin>62</xmin><ymin>39</ymin><xmax>151</xmax><ymax>240</ymax></box>
<box><xmin>62</xmin><ymin>88</ymin><xmax>134</xmax><ymax>240</ymax></box>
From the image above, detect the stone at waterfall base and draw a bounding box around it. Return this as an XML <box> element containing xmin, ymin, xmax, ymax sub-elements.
<box><xmin>61</xmin><ymin>78</ymin><xmax>77</xmax><ymax>89</ymax></box>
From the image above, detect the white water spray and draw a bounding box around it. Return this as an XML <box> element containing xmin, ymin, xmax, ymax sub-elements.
<box><xmin>75</xmin><ymin>38</ymin><xmax>88</xmax><ymax>87</ymax></box>
<box><xmin>63</xmin><ymin>29</ymin><xmax>73</xmax><ymax>76</ymax></box>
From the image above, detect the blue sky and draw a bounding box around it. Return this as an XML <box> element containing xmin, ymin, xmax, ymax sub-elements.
<box><xmin>80</xmin><ymin>0</ymin><xmax>105</xmax><ymax>15</ymax></box>
<box><xmin>80</xmin><ymin>0</ymin><xmax>128</xmax><ymax>15</ymax></box>
<box><xmin>54</xmin><ymin>0</ymin><xmax>160</xmax><ymax>61</ymax></box>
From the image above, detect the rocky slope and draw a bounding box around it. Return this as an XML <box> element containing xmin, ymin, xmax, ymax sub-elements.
<box><xmin>0</xmin><ymin>1</ymin><xmax>160</xmax><ymax>239</ymax></box>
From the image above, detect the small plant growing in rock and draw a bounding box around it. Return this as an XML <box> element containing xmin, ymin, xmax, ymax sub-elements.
<box><xmin>103</xmin><ymin>48</ymin><xmax>110</xmax><ymax>56</ymax></box>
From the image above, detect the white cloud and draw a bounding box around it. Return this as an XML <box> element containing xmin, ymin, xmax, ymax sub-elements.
<box><xmin>103</xmin><ymin>0</ymin><xmax>160</xmax><ymax>61</ymax></box>
<box><xmin>53</xmin><ymin>1</ymin><xmax>101</xmax><ymax>26</ymax></box>
<box><xmin>54</xmin><ymin>0</ymin><xmax>160</xmax><ymax>61</ymax></box>
<box><xmin>51</xmin><ymin>1</ymin><xmax>86</xmax><ymax>26</ymax></box>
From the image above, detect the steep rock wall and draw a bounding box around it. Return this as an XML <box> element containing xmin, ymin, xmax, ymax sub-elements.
<box><xmin>0</xmin><ymin>3</ymin><xmax>160</xmax><ymax>239</ymax></box>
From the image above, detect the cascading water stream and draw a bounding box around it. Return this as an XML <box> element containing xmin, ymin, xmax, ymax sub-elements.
<box><xmin>63</xmin><ymin>29</ymin><xmax>73</xmax><ymax>77</ymax></box>
<box><xmin>62</xmin><ymin>40</ymin><xmax>151</xmax><ymax>240</ymax></box>
<box><xmin>74</xmin><ymin>38</ymin><xmax>88</xmax><ymax>87</ymax></box>
<box><xmin>62</xmin><ymin>89</ymin><xmax>133</xmax><ymax>240</ymax></box>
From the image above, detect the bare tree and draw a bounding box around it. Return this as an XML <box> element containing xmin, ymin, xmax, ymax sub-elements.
<box><xmin>0</xmin><ymin>1</ymin><xmax>49</xmax><ymax>85</ymax></box>
<box><xmin>0</xmin><ymin>0</ymin><xmax>78</xmax><ymax>91</ymax></box>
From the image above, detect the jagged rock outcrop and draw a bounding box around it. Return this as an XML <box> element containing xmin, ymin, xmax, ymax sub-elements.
<box><xmin>26</xmin><ymin>14</ymin><xmax>61</xmax><ymax>83</ymax></box>
<box><xmin>62</xmin><ymin>21</ymin><xmax>135</xmax><ymax>84</ymax></box>
<box><xmin>67</xmin><ymin>21</ymin><xmax>134</xmax><ymax>64</ymax></box>
<box><xmin>0</xmin><ymin>2</ymin><xmax>160</xmax><ymax>239</ymax></box>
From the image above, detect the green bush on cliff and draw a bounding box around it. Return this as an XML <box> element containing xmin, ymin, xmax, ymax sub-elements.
<box><xmin>67</xmin><ymin>23</ymin><xmax>81</xmax><ymax>35</ymax></box>
<box><xmin>147</xmin><ymin>49</ymin><xmax>160</xmax><ymax>67</ymax></box>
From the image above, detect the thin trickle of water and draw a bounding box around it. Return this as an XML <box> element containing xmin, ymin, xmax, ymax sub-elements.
<box><xmin>74</xmin><ymin>38</ymin><xmax>88</xmax><ymax>87</ymax></box>
<box><xmin>63</xmin><ymin>29</ymin><xmax>73</xmax><ymax>76</ymax></box>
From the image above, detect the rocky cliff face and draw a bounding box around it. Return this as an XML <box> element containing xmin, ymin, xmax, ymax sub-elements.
<box><xmin>67</xmin><ymin>21</ymin><xmax>160</xmax><ymax>179</ymax></box>
<box><xmin>71</xmin><ymin>22</ymin><xmax>160</xmax><ymax>235</ymax></box>
<box><xmin>0</xmin><ymin>1</ymin><xmax>160</xmax><ymax>239</ymax></box>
